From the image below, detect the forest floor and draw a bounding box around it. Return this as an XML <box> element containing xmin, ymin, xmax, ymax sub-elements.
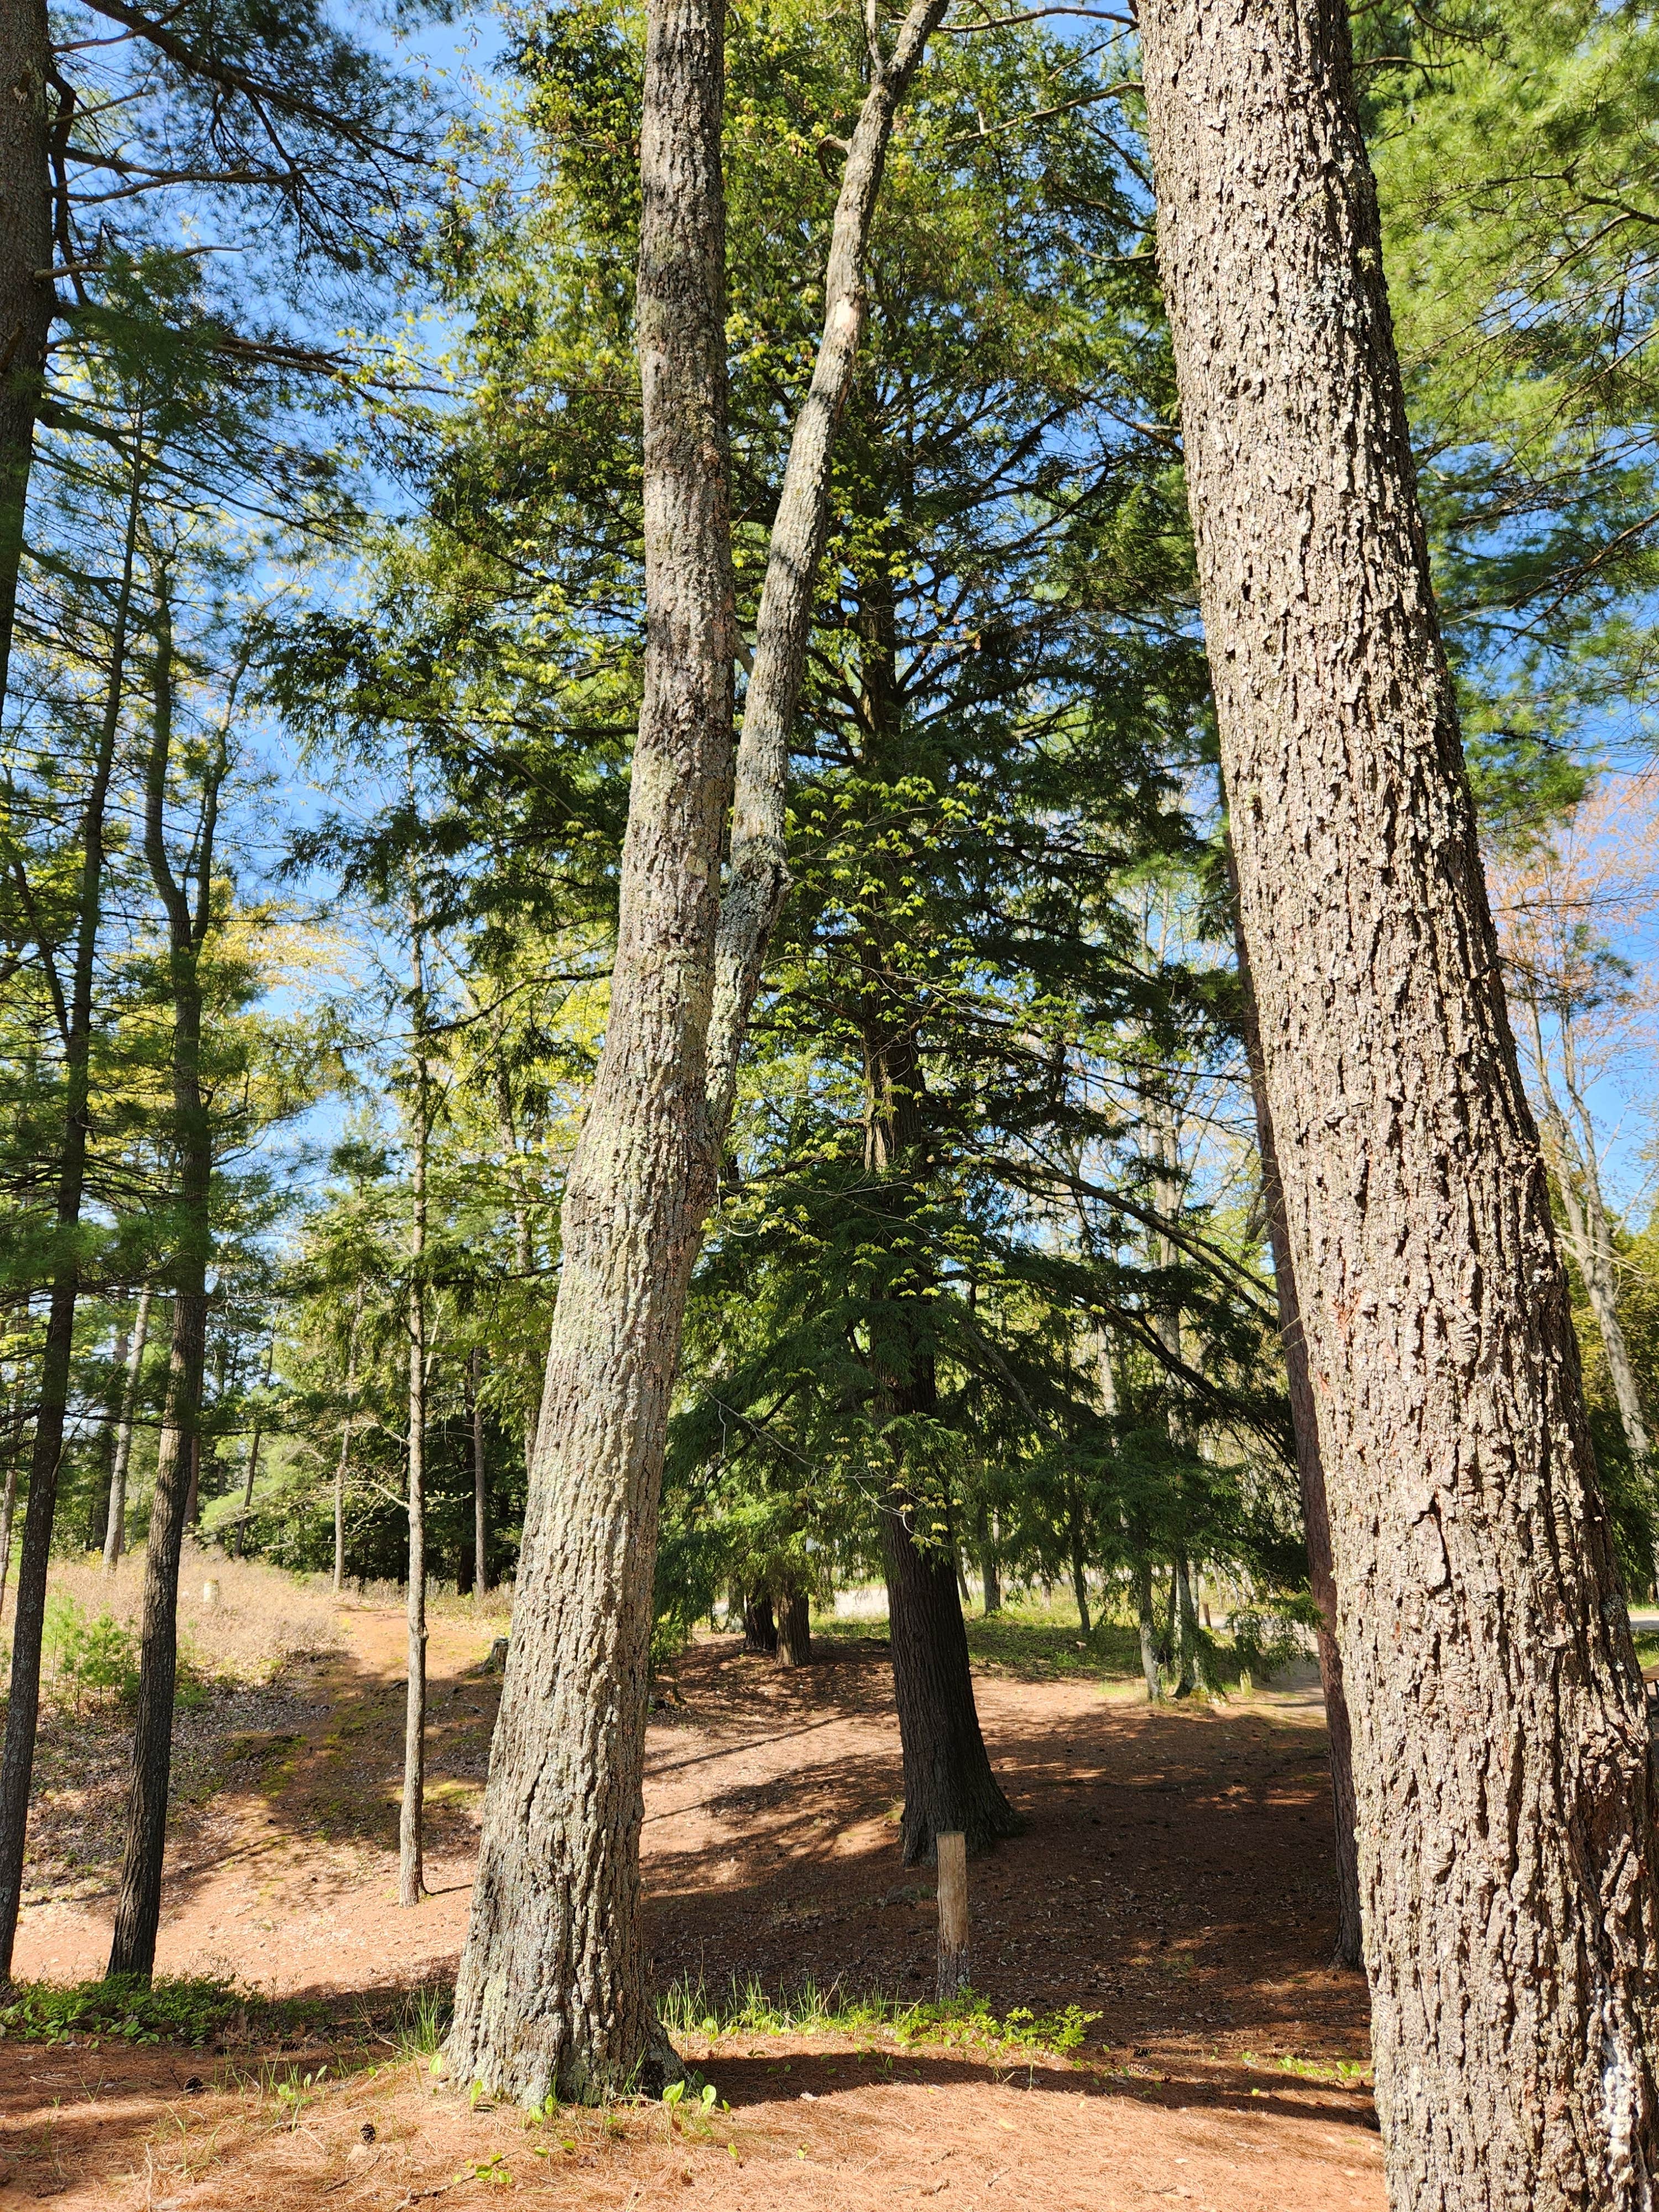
<box><xmin>1</xmin><ymin>1561</ymin><xmax>1384</xmax><ymax>2210</ymax></box>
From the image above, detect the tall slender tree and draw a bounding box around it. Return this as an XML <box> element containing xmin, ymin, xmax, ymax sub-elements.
<box><xmin>448</xmin><ymin>0</ymin><xmax>950</xmax><ymax>2101</ymax></box>
<box><xmin>1137</xmin><ymin>1</ymin><xmax>1659</xmax><ymax>2199</ymax></box>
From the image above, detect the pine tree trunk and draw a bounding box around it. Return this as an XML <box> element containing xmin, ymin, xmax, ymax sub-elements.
<box><xmin>472</xmin><ymin>1343</ymin><xmax>491</xmax><ymax>1596</ymax></box>
<box><xmin>743</xmin><ymin>1590</ymin><xmax>778</xmax><ymax>1654</ymax></box>
<box><xmin>0</xmin><ymin>1453</ymin><xmax>18</xmax><ymax>1621</ymax></box>
<box><xmin>975</xmin><ymin>1499</ymin><xmax>1000</xmax><ymax>1615</ymax></box>
<box><xmin>1068</xmin><ymin>1513</ymin><xmax>1091</xmax><ymax>1639</ymax></box>
<box><xmin>107</xmin><ymin>573</ymin><xmax>218</xmax><ymax>1981</ymax></box>
<box><xmin>0</xmin><ymin>462</ymin><xmax>141</xmax><ymax>1978</ymax></box>
<box><xmin>1134</xmin><ymin>1552</ymin><xmax>1161</xmax><ymax>1702</ymax></box>
<box><xmin>0</xmin><ymin>0</ymin><xmax>53</xmax><ymax>705</ymax></box>
<box><xmin>106</xmin><ymin>1282</ymin><xmax>207</xmax><ymax>1979</ymax></box>
<box><xmin>105</xmin><ymin>1288</ymin><xmax>152</xmax><ymax>1573</ymax></box>
<box><xmin>1234</xmin><ymin>886</ymin><xmax>1363</xmax><ymax>1969</ymax></box>
<box><xmin>1138</xmin><ymin>2</ymin><xmax>1659</xmax><ymax>2195</ymax></box>
<box><xmin>446</xmin><ymin>0</ymin><xmax>736</xmax><ymax>2104</ymax></box>
<box><xmin>400</xmin><ymin>924</ymin><xmax>430</xmax><ymax>1911</ymax></box>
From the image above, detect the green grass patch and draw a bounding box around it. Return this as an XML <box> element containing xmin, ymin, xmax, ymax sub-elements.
<box><xmin>656</xmin><ymin>1971</ymin><xmax>1098</xmax><ymax>2058</ymax></box>
<box><xmin>0</xmin><ymin>1975</ymin><xmax>241</xmax><ymax>2048</ymax></box>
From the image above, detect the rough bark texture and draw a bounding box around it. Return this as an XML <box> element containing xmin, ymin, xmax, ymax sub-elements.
<box><xmin>446</xmin><ymin>0</ymin><xmax>735</xmax><ymax>2103</ymax></box>
<box><xmin>1137</xmin><ymin>4</ymin><xmax>1659</xmax><ymax>2201</ymax></box>
<box><xmin>776</xmin><ymin>1587</ymin><xmax>811</xmax><ymax>1668</ymax></box>
<box><xmin>1234</xmin><ymin>895</ymin><xmax>1363</xmax><ymax>1969</ymax></box>
<box><xmin>0</xmin><ymin>465</ymin><xmax>139</xmax><ymax>1978</ymax></box>
<box><xmin>0</xmin><ymin>0</ymin><xmax>53</xmax><ymax>706</ymax></box>
<box><xmin>107</xmin><ymin>578</ymin><xmax>218</xmax><ymax>1981</ymax></box>
<box><xmin>103</xmin><ymin>1291</ymin><xmax>150</xmax><ymax>1572</ymax></box>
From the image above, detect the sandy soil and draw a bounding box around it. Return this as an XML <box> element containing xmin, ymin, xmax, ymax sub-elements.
<box><xmin>1</xmin><ymin>1597</ymin><xmax>1384</xmax><ymax>2210</ymax></box>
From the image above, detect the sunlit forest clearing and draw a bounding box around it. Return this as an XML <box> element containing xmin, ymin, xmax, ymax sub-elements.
<box><xmin>4</xmin><ymin>0</ymin><xmax>1659</xmax><ymax>2207</ymax></box>
<box><xmin>3</xmin><ymin>1556</ymin><xmax>1384</xmax><ymax>2209</ymax></box>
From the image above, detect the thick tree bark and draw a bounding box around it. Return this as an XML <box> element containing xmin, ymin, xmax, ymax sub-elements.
<box><xmin>107</xmin><ymin>572</ymin><xmax>219</xmax><ymax>1981</ymax></box>
<box><xmin>1234</xmin><ymin>891</ymin><xmax>1363</xmax><ymax>1969</ymax></box>
<box><xmin>1138</xmin><ymin>3</ymin><xmax>1659</xmax><ymax>2199</ymax></box>
<box><xmin>0</xmin><ymin>0</ymin><xmax>54</xmax><ymax>708</ymax></box>
<box><xmin>446</xmin><ymin>0</ymin><xmax>736</xmax><ymax>2103</ymax></box>
<box><xmin>103</xmin><ymin>1289</ymin><xmax>151</xmax><ymax>1572</ymax></box>
<box><xmin>0</xmin><ymin>458</ymin><xmax>140</xmax><ymax>1978</ymax></box>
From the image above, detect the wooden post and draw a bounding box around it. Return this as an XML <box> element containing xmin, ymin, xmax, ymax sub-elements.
<box><xmin>936</xmin><ymin>1829</ymin><xmax>970</xmax><ymax>2001</ymax></box>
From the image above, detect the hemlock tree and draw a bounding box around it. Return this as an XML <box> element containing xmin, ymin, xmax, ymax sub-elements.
<box><xmin>1136</xmin><ymin>1</ymin><xmax>1659</xmax><ymax>2202</ymax></box>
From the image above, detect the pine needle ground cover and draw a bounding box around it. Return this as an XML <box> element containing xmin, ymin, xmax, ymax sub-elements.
<box><xmin>2</xmin><ymin>1564</ymin><xmax>1380</xmax><ymax>2208</ymax></box>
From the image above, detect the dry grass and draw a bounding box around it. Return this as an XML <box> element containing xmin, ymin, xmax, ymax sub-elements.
<box><xmin>39</xmin><ymin>1543</ymin><xmax>343</xmax><ymax>1692</ymax></box>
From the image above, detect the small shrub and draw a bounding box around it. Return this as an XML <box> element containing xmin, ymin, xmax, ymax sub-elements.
<box><xmin>42</xmin><ymin>1593</ymin><xmax>140</xmax><ymax>1710</ymax></box>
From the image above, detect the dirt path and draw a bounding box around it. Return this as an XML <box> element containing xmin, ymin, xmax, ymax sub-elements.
<box><xmin>2</xmin><ymin>1604</ymin><xmax>1384</xmax><ymax>2210</ymax></box>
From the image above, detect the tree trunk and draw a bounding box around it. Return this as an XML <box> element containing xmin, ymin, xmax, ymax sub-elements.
<box><xmin>0</xmin><ymin>455</ymin><xmax>142</xmax><ymax>1979</ymax></box>
<box><xmin>107</xmin><ymin>570</ymin><xmax>218</xmax><ymax>1981</ymax></box>
<box><xmin>234</xmin><ymin>1333</ymin><xmax>273</xmax><ymax>1564</ymax></box>
<box><xmin>0</xmin><ymin>0</ymin><xmax>53</xmax><ymax>707</ymax></box>
<box><xmin>471</xmin><ymin>1343</ymin><xmax>491</xmax><ymax>1597</ymax></box>
<box><xmin>1138</xmin><ymin>3</ymin><xmax>1659</xmax><ymax>2196</ymax></box>
<box><xmin>85</xmin><ymin>1325</ymin><xmax>128</xmax><ymax>1553</ymax></box>
<box><xmin>743</xmin><ymin>1589</ymin><xmax>778</xmax><ymax>1654</ymax></box>
<box><xmin>0</xmin><ymin>1454</ymin><xmax>19</xmax><ymax>1621</ymax></box>
<box><xmin>1134</xmin><ymin>1551</ymin><xmax>1160</xmax><ymax>1702</ymax></box>
<box><xmin>1068</xmin><ymin>1511</ymin><xmax>1091</xmax><ymax>1640</ymax></box>
<box><xmin>106</xmin><ymin>1280</ymin><xmax>207</xmax><ymax>1979</ymax></box>
<box><xmin>400</xmin><ymin>918</ymin><xmax>429</xmax><ymax>1910</ymax></box>
<box><xmin>104</xmin><ymin>1288</ymin><xmax>152</xmax><ymax>1573</ymax></box>
<box><xmin>776</xmin><ymin>1586</ymin><xmax>811</xmax><ymax>1667</ymax></box>
<box><xmin>446</xmin><ymin>0</ymin><xmax>736</xmax><ymax>2104</ymax></box>
<box><xmin>494</xmin><ymin>1062</ymin><xmax>541</xmax><ymax>1481</ymax></box>
<box><xmin>975</xmin><ymin>1499</ymin><xmax>1000</xmax><ymax>1616</ymax></box>
<box><xmin>883</xmin><ymin>1489</ymin><xmax>1020</xmax><ymax>1864</ymax></box>
<box><xmin>1233</xmin><ymin>880</ymin><xmax>1363</xmax><ymax>1969</ymax></box>
<box><xmin>448</xmin><ymin>0</ymin><xmax>949</xmax><ymax>2107</ymax></box>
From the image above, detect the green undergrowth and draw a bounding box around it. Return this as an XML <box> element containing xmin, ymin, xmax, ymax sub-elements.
<box><xmin>0</xmin><ymin>1975</ymin><xmax>242</xmax><ymax>2047</ymax></box>
<box><xmin>657</xmin><ymin>1972</ymin><xmax>1098</xmax><ymax>2058</ymax></box>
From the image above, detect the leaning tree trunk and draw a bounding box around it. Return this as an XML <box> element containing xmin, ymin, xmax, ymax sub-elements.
<box><xmin>446</xmin><ymin>0</ymin><xmax>737</xmax><ymax>2104</ymax></box>
<box><xmin>448</xmin><ymin>0</ymin><xmax>949</xmax><ymax>2107</ymax></box>
<box><xmin>1234</xmin><ymin>887</ymin><xmax>1363</xmax><ymax>1969</ymax></box>
<box><xmin>0</xmin><ymin>0</ymin><xmax>53</xmax><ymax>708</ymax></box>
<box><xmin>1137</xmin><ymin>3</ymin><xmax>1659</xmax><ymax>2199</ymax></box>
